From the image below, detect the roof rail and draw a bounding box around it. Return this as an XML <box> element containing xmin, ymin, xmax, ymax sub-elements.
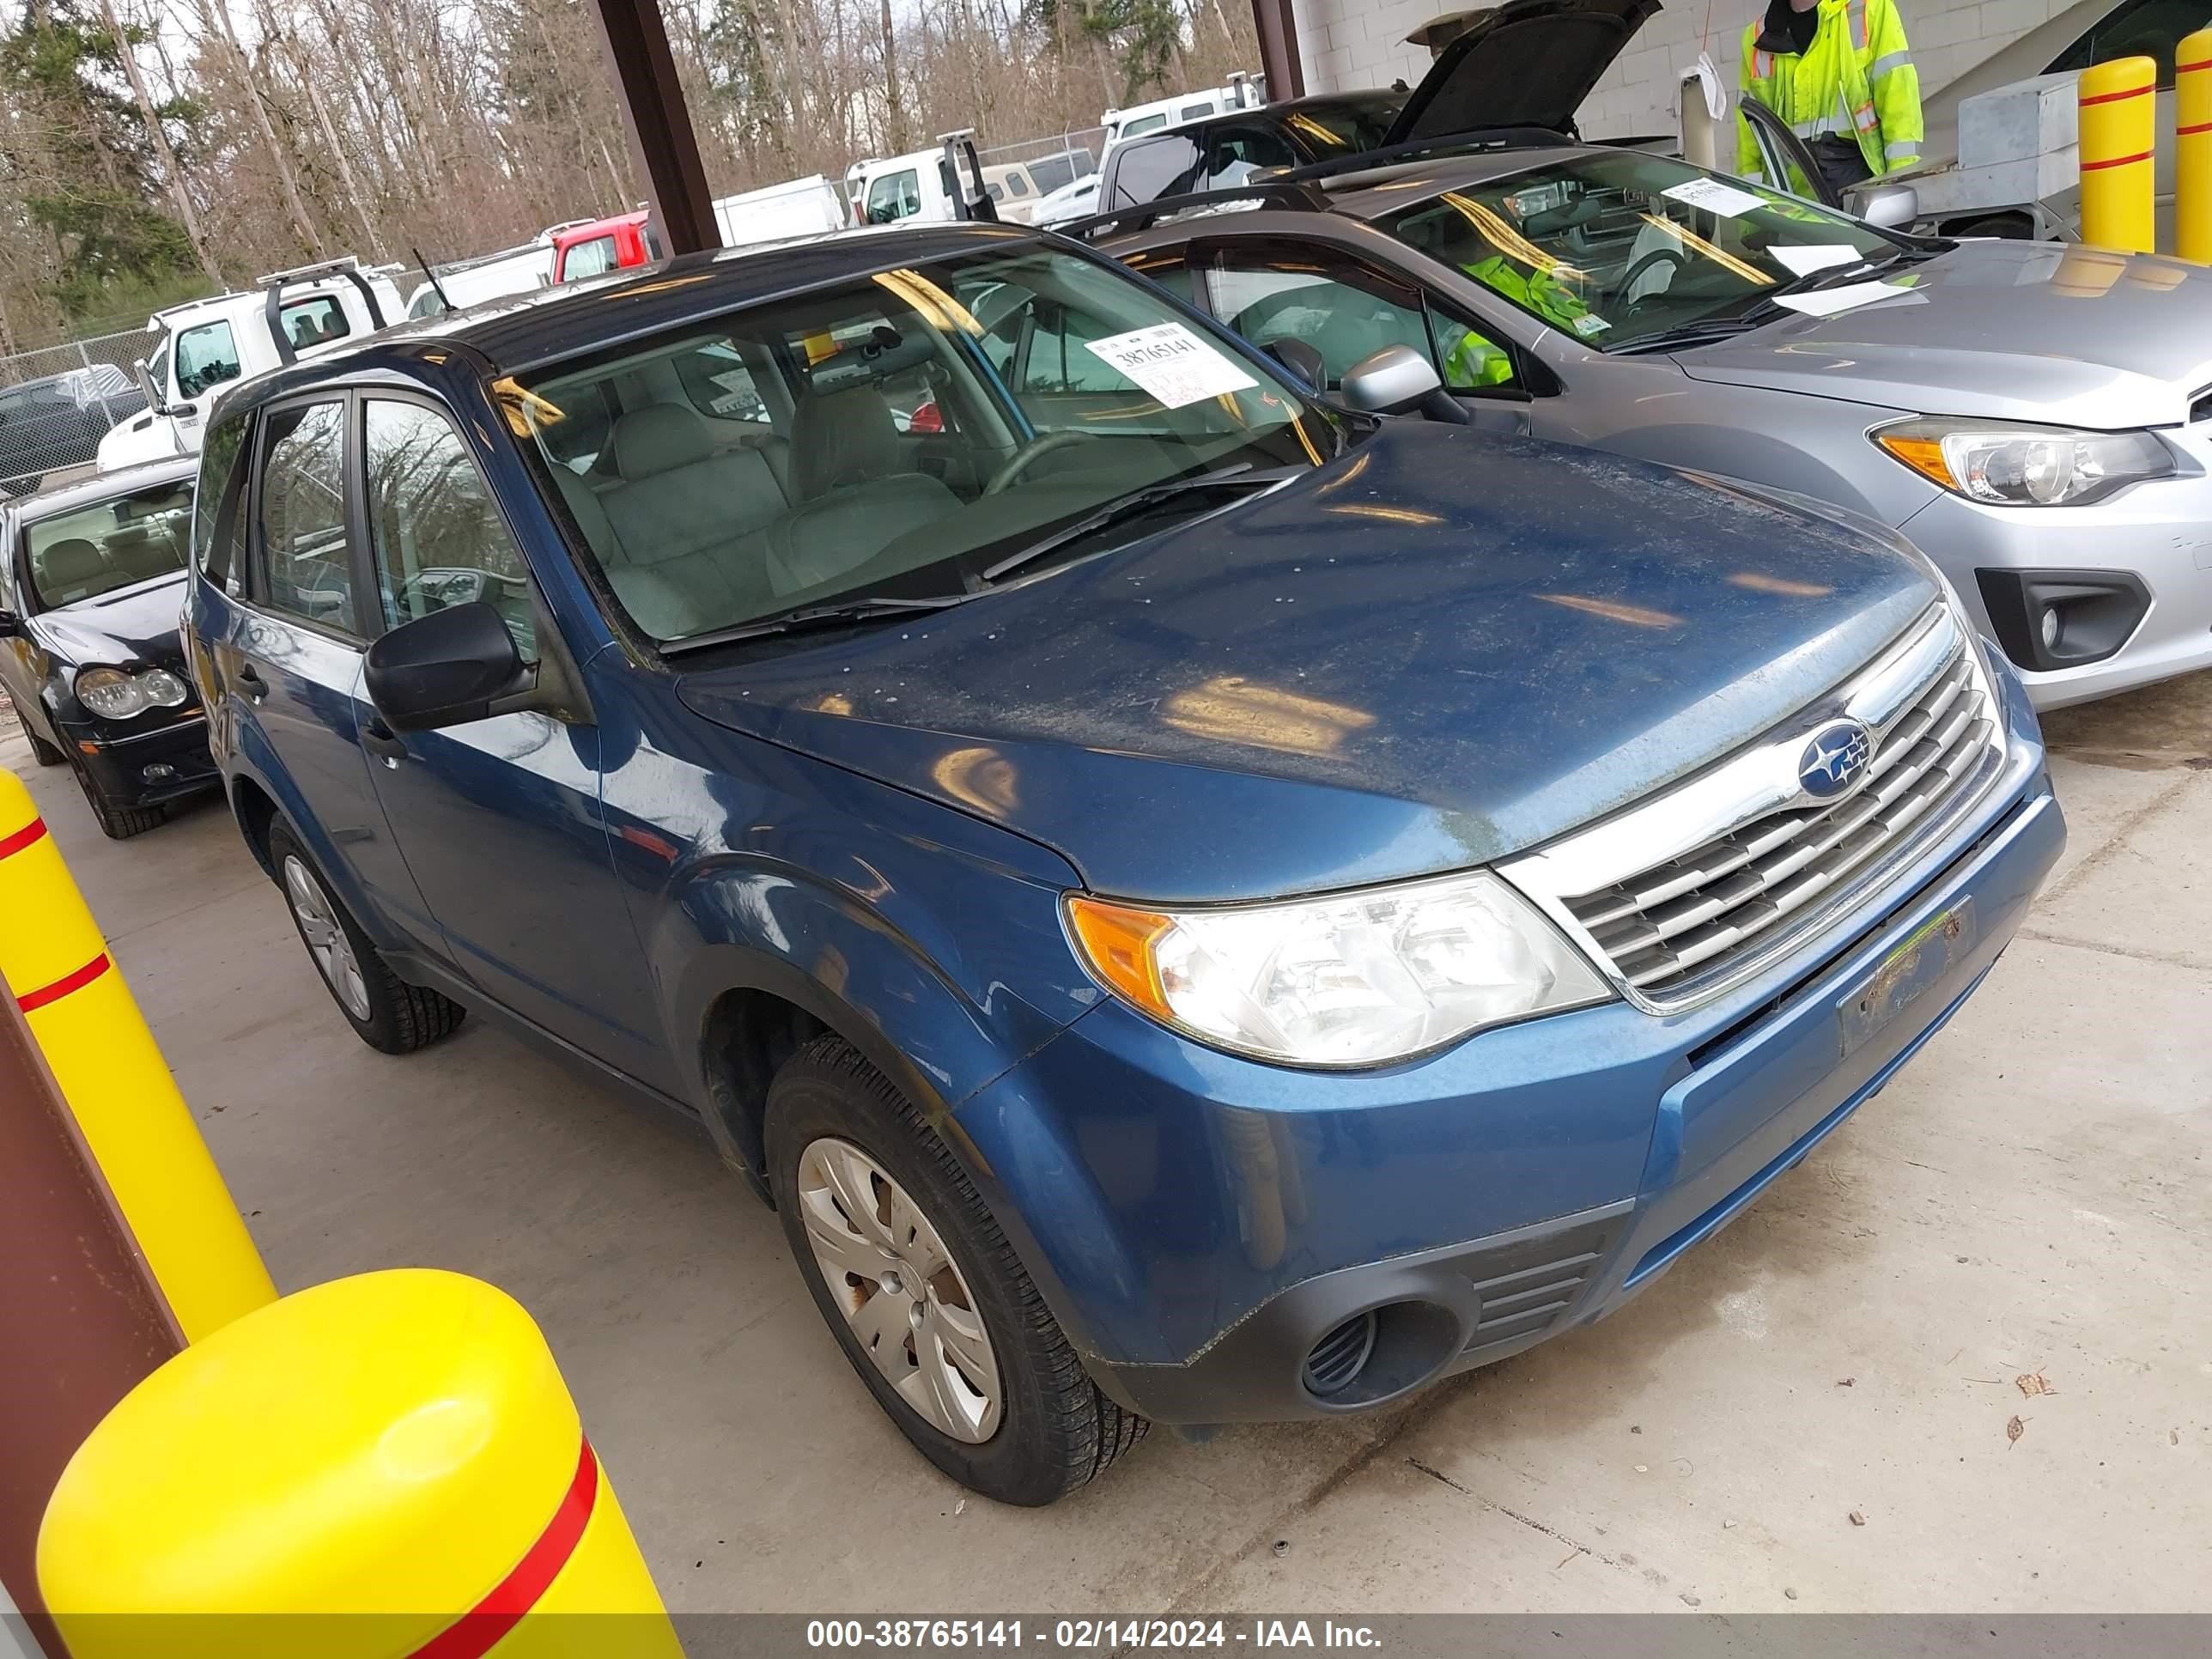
<box><xmin>254</xmin><ymin>254</ymin><xmax>366</xmax><ymax>289</ymax></box>
<box><xmin>1277</xmin><ymin>126</ymin><xmax>1578</xmax><ymax>185</ymax></box>
<box><xmin>1054</xmin><ymin>180</ymin><xmax>1334</xmax><ymax>243</ymax></box>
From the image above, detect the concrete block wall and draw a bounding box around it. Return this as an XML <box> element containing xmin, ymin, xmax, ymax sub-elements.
<box><xmin>1291</xmin><ymin>0</ymin><xmax>2082</xmax><ymax>139</ymax></box>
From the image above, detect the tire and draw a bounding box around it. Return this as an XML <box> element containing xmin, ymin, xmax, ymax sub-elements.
<box><xmin>70</xmin><ymin>755</ymin><xmax>165</xmax><ymax>839</ymax></box>
<box><xmin>767</xmin><ymin>1034</ymin><xmax>1146</xmax><ymax>1506</ymax></box>
<box><xmin>266</xmin><ymin>821</ymin><xmax>465</xmax><ymax>1054</ymax></box>
<box><xmin>20</xmin><ymin>713</ymin><xmax>64</xmax><ymax>766</ymax></box>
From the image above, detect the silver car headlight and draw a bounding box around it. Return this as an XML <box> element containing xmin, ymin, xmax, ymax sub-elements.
<box><xmin>76</xmin><ymin>665</ymin><xmax>188</xmax><ymax>720</ymax></box>
<box><xmin>1874</xmin><ymin>418</ymin><xmax>2172</xmax><ymax>507</ymax></box>
<box><xmin>1066</xmin><ymin>870</ymin><xmax>1611</xmax><ymax>1068</ymax></box>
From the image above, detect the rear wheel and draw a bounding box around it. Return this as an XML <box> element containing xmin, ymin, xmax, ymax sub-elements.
<box><xmin>766</xmin><ymin>1034</ymin><xmax>1146</xmax><ymax>1506</ymax></box>
<box><xmin>267</xmin><ymin>821</ymin><xmax>465</xmax><ymax>1054</ymax></box>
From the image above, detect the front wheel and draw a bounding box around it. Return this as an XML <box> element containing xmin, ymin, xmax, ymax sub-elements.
<box><xmin>766</xmin><ymin>1035</ymin><xmax>1146</xmax><ymax>1505</ymax></box>
<box><xmin>267</xmin><ymin>821</ymin><xmax>465</xmax><ymax>1054</ymax></box>
<box><xmin>70</xmin><ymin>756</ymin><xmax>163</xmax><ymax>839</ymax></box>
<box><xmin>20</xmin><ymin>712</ymin><xmax>64</xmax><ymax>766</ymax></box>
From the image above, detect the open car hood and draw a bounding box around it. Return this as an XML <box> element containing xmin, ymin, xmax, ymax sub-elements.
<box><xmin>1382</xmin><ymin>0</ymin><xmax>1661</xmax><ymax>145</ymax></box>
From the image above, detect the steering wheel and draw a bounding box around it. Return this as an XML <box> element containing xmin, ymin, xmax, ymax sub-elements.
<box><xmin>983</xmin><ymin>430</ymin><xmax>1090</xmax><ymax>496</ymax></box>
<box><xmin>1622</xmin><ymin>246</ymin><xmax>1689</xmax><ymax>297</ymax></box>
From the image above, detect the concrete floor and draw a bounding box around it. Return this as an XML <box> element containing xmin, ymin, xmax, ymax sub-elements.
<box><xmin>7</xmin><ymin>671</ymin><xmax>2208</xmax><ymax>1615</ymax></box>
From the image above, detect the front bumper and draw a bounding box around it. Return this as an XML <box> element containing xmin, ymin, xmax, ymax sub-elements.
<box><xmin>957</xmin><ymin>678</ymin><xmax>2062</xmax><ymax>1425</ymax></box>
<box><xmin>1902</xmin><ymin>469</ymin><xmax>2212</xmax><ymax>709</ymax></box>
<box><xmin>64</xmin><ymin>713</ymin><xmax>221</xmax><ymax>808</ymax></box>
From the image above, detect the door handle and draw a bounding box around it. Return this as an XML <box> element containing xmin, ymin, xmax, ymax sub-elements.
<box><xmin>234</xmin><ymin>664</ymin><xmax>266</xmax><ymax>701</ymax></box>
<box><xmin>361</xmin><ymin>719</ymin><xmax>410</xmax><ymax>764</ymax></box>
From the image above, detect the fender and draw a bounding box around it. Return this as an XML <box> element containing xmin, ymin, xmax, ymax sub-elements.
<box><xmin>218</xmin><ymin>710</ymin><xmax>401</xmax><ymax>948</ymax></box>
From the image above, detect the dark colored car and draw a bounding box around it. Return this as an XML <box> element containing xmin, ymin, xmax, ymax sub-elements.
<box><xmin>185</xmin><ymin>226</ymin><xmax>2059</xmax><ymax>1505</ymax></box>
<box><xmin>2</xmin><ymin>458</ymin><xmax>217</xmax><ymax>836</ymax></box>
<box><xmin>1089</xmin><ymin>0</ymin><xmax>1662</xmax><ymax>223</ymax></box>
<box><xmin>1094</xmin><ymin>90</ymin><xmax>1408</xmax><ymax>215</ymax></box>
<box><xmin>0</xmin><ymin>367</ymin><xmax>152</xmax><ymax>495</ymax></box>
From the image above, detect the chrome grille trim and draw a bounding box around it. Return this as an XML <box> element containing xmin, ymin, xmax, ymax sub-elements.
<box><xmin>1500</xmin><ymin>603</ymin><xmax>2007</xmax><ymax>1015</ymax></box>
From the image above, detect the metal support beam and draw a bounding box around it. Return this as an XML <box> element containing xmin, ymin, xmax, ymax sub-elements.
<box><xmin>0</xmin><ymin>976</ymin><xmax>182</xmax><ymax>1654</ymax></box>
<box><xmin>1251</xmin><ymin>0</ymin><xmax>1307</xmax><ymax>100</ymax></box>
<box><xmin>586</xmin><ymin>0</ymin><xmax>720</xmax><ymax>254</ymax></box>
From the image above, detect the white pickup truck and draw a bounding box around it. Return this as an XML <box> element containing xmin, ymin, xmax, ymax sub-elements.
<box><xmin>97</xmin><ymin>258</ymin><xmax>406</xmax><ymax>472</ymax></box>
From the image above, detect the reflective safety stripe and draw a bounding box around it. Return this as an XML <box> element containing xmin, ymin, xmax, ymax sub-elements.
<box><xmin>1848</xmin><ymin>0</ymin><xmax>1868</xmax><ymax>49</ymax></box>
<box><xmin>1753</xmin><ymin>48</ymin><xmax>1773</xmax><ymax>78</ymax></box>
<box><xmin>1885</xmin><ymin>138</ymin><xmax>1918</xmax><ymax>158</ymax></box>
<box><xmin>1868</xmin><ymin>48</ymin><xmax>1911</xmax><ymax>80</ymax></box>
<box><xmin>1854</xmin><ymin>100</ymin><xmax>1879</xmax><ymax>131</ymax></box>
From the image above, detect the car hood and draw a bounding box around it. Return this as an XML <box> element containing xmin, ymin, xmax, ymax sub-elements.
<box><xmin>33</xmin><ymin>572</ymin><xmax>189</xmax><ymax>668</ymax></box>
<box><xmin>677</xmin><ymin>423</ymin><xmax>1934</xmax><ymax>904</ymax></box>
<box><xmin>1676</xmin><ymin>240</ymin><xmax>2212</xmax><ymax>426</ymax></box>
<box><xmin>1382</xmin><ymin>0</ymin><xmax>1661</xmax><ymax>146</ymax></box>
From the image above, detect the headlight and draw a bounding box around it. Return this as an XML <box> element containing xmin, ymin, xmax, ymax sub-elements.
<box><xmin>1874</xmin><ymin>419</ymin><xmax>2172</xmax><ymax>507</ymax></box>
<box><xmin>1065</xmin><ymin>870</ymin><xmax>1611</xmax><ymax>1068</ymax></box>
<box><xmin>75</xmin><ymin>665</ymin><xmax>188</xmax><ymax>720</ymax></box>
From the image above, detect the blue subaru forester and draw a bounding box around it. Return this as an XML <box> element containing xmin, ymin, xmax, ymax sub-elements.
<box><xmin>184</xmin><ymin>226</ymin><xmax>2063</xmax><ymax>1505</ymax></box>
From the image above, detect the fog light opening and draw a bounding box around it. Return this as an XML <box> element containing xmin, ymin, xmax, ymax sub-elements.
<box><xmin>2039</xmin><ymin>605</ymin><xmax>2061</xmax><ymax>651</ymax></box>
<box><xmin>142</xmin><ymin>763</ymin><xmax>176</xmax><ymax>783</ymax></box>
<box><xmin>1302</xmin><ymin>1312</ymin><xmax>1378</xmax><ymax>1398</ymax></box>
<box><xmin>1298</xmin><ymin>1300</ymin><xmax>1462</xmax><ymax>1408</ymax></box>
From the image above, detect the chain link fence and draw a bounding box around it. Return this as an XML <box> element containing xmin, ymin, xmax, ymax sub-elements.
<box><xmin>1</xmin><ymin>326</ymin><xmax>159</xmax><ymax>498</ymax></box>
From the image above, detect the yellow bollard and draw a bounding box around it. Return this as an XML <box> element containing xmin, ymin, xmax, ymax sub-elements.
<box><xmin>0</xmin><ymin>769</ymin><xmax>274</xmax><ymax>1341</ymax></box>
<box><xmin>2177</xmin><ymin>30</ymin><xmax>2212</xmax><ymax>262</ymax></box>
<box><xmin>38</xmin><ymin>1268</ymin><xmax>685</xmax><ymax>1659</ymax></box>
<box><xmin>2079</xmin><ymin>55</ymin><xmax>2159</xmax><ymax>252</ymax></box>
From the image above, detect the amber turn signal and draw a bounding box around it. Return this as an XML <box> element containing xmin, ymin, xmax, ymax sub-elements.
<box><xmin>1064</xmin><ymin>895</ymin><xmax>1175</xmax><ymax>1018</ymax></box>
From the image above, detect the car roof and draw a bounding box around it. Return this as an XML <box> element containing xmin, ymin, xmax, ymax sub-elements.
<box><xmin>232</xmin><ymin>222</ymin><xmax>1049</xmax><ymax>389</ymax></box>
<box><xmin>8</xmin><ymin>454</ymin><xmax>198</xmax><ymax>524</ymax></box>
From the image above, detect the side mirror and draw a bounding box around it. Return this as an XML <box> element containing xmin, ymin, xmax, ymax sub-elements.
<box><xmin>131</xmin><ymin>358</ymin><xmax>165</xmax><ymax>415</ymax></box>
<box><xmin>1265</xmin><ymin>337</ymin><xmax>1326</xmax><ymax>392</ymax></box>
<box><xmin>363</xmin><ymin>602</ymin><xmax>532</xmax><ymax>732</ymax></box>
<box><xmin>1854</xmin><ymin>183</ymin><xmax>1920</xmax><ymax>230</ymax></box>
<box><xmin>1339</xmin><ymin>344</ymin><xmax>1469</xmax><ymax>424</ymax></box>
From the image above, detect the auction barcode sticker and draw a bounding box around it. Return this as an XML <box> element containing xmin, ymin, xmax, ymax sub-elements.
<box><xmin>1085</xmin><ymin>323</ymin><xmax>1257</xmax><ymax>409</ymax></box>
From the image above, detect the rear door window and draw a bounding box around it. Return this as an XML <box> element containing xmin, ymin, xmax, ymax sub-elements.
<box><xmin>253</xmin><ymin>399</ymin><xmax>357</xmax><ymax>634</ymax></box>
<box><xmin>194</xmin><ymin>410</ymin><xmax>253</xmax><ymax>598</ymax></box>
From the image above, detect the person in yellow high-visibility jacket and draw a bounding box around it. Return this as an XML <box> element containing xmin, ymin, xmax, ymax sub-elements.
<box><xmin>1738</xmin><ymin>0</ymin><xmax>1923</xmax><ymax>197</ymax></box>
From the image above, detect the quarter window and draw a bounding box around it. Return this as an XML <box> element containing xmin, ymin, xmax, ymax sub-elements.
<box><xmin>193</xmin><ymin>410</ymin><xmax>252</xmax><ymax>597</ymax></box>
<box><xmin>362</xmin><ymin>399</ymin><xmax>537</xmax><ymax>654</ymax></box>
<box><xmin>174</xmin><ymin>319</ymin><xmax>241</xmax><ymax>400</ymax></box>
<box><xmin>254</xmin><ymin>400</ymin><xmax>356</xmax><ymax>632</ymax></box>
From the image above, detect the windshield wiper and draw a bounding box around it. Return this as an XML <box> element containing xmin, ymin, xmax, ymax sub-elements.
<box><xmin>1614</xmin><ymin>248</ymin><xmax>1933</xmax><ymax>356</ymax></box>
<box><xmin>665</xmin><ymin>592</ymin><xmax>970</xmax><ymax>652</ymax></box>
<box><xmin>980</xmin><ymin>464</ymin><xmax>1286</xmax><ymax>585</ymax></box>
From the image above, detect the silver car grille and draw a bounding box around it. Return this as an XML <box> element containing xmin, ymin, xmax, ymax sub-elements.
<box><xmin>1500</xmin><ymin>602</ymin><xmax>2005</xmax><ymax>1012</ymax></box>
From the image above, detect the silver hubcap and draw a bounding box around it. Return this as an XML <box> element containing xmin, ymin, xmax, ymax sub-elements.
<box><xmin>797</xmin><ymin>1137</ymin><xmax>1002</xmax><ymax>1443</ymax></box>
<box><xmin>283</xmin><ymin>854</ymin><xmax>371</xmax><ymax>1022</ymax></box>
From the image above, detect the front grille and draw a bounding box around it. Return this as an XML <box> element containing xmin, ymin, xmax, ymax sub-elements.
<box><xmin>1457</xmin><ymin>1213</ymin><xmax>1620</xmax><ymax>1359</ymax></box>
<box><xmin>1562</xmin><ymin>637</ymin><xmax>1996</xmax><ymax>998</ymax></box>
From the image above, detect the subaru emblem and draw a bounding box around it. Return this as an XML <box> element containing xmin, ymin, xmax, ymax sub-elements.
<box><xmin>1797</xmin><ymin>720</ymin><xmax>1874</xmax><ymax>800</ymax></box>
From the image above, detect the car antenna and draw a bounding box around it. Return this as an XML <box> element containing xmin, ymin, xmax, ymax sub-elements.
<box><xmin>412</xmin><ymin>246</ymin><xmax>455</xmax><ymax>313</ymax></box>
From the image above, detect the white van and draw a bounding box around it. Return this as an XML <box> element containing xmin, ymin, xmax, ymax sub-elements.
<box><xmin>97</xmin><ymin>258</ymin><xmax>405</xmax><ymax>472</ymax></box>
<box><xmin>404</xmin><ymin>240</ymin><xmax>554</xmax><ymax>320</ymax></box>
<box><xmin>713</xmin><ymin>174</ymin><xmax>849</xmax><ymax>246</ymax></box>
<box><xmin>1102</xmin><ymin>76</ymin><xmax>1265</xmax><ymax>145</ymax></box>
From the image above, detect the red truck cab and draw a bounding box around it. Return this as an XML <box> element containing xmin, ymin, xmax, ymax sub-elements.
<box><xmin>550</xmin><ymin>210</ymin><xmax>662</xmax><ymax>283</ymax></box>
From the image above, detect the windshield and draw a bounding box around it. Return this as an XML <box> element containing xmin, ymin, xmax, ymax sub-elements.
<box><xmin>1281</xmin><ymin>93</ymin><xmax>1407</xmax><ymax>153</ymax></box>
<box><xmin>1376</xmin><ymin>152</ymin><xmax>1900</xmax><ymax>352</ymax></box>
<box><xmin>510</xmin><ymin>243</ymin><xmax>1334</xmax><ymax>646</ymax></box>
<box><xmin>22</xmin><ymin>480</ymin><xmax>193</xmax><ymax>610</ymax></box>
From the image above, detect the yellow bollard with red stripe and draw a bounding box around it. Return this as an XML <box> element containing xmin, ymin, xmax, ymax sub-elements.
<box><xmin>38</xmin><ymin>1268</ymin><xmax>684</xmax><ymax>1659</ymax></box>
<box><xmin>0</xmin><ymin>767</ymin><xmax>274</xmax><ymax>1342</ymax></box>
<box><xmin>2078</xmin><ymin>56</ymin><xmax>2159</xmax><ymax>252</ymax></box>
<box><xmin>2177</xmin><ymin>30</ymin><xmax>2212</xmax><ymax>262</ymax></box>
